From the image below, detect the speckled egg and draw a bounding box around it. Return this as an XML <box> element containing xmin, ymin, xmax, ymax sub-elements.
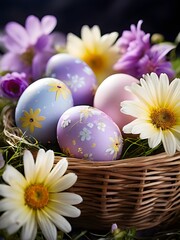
<box><xmin>15</xmin><ymin>77</ymin><xmax>74</xmax><ymax>145</ymax></box>
<box><xmin>57</xmin><ymin>105</ymin><xmax>123</xmax><ymax>161</ymax></box>
<box><xmin>45</xmin><ymin>53</ymin><xmax>97</xmax><ymax>106</ymax></box>
<box><xmin>93</xmin><ymin>73</ymin><xmax>139</xmax><ymax>131</ymax></box>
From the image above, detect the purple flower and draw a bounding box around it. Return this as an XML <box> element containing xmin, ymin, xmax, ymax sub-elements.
<box><xmin>114</xmin><ymin>20</ymin><xmax>175</xmax><ymax>79</ymax></box>
<box><xmin>0</xmin><ymin>72</ymin><xmax>28</xmax><ymax>99</ymax></box>
<box><xmin>117</xmin><ymin>20</ymin><xmax>150</xmax><ymax>55</ymax></box>
<box><xmin>0</xmin><ymin>15</ymin><xmax>57</xmax><ymax>81</ymax></box>
<box><xmin>138</xmin><ymin>43</ymin><xmax>175</xmax><ymax>79</ymax></box>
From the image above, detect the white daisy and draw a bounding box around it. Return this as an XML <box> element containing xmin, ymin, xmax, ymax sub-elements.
<box><xmin>0</xmin><ymin>149</ymin><xmax>82</xmax><ymax>240</ymax></box>
<box><xmin>66</xmin><ymin>25</ymin><xmax>119</xmax><ymax>84</ymax></box>
<box><xmin>120</xmin><ymin>72</ymin><xmax>180</xmax><ymax>156</ymax></box>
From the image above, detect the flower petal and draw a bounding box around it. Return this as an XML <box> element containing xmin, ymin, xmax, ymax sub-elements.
<box><xmin>35</xmin><ymin>149</ymin><xmax>54</xmax><ymax>183</ymax></box>
<box><xmin>37</xmin><ymin>210</ymin><xmax>57</xmax><ymax>240</ymax></box>
<box><xmin>43</xmin><ymin>207</ymin><xmax>72</xmax><ymax>233</ymax></box>
<box><xmin>50</xmin><ymin>173</ymin><xmax>77</xmax><ymax>192</ymax></box>
<box><xmin>45</xmin><ymin>158</ymin><xmax>68</xmax><ymax>189</ymax></box>
<box><xmin>48</xmin><ymin>201</ymin><xmax>81</xmax><ymax>218</ymax></box>
<box><xmin>5</xmin><ymin>22</ymin><xmax>29</xmax><ymax>48</ymax></box>
<box><xmin>161</xmin><ymin>130</ymin><xmax>177</xmax><ymax>156</ymax></box>
<box><xmin>50</xmin><ymin>192</ymin><xmax>83</xmax><ymax>205</ymax></box>
<box><xmin>21</xmin><ymin>214</ymin><xmax>37</xmax><ymax>240</ymax></box>
<box><xmin>23</xmin><ymin>149</ymin><xmax>35</xmax><ymax>184</ymax></box>
<box><xmin>41</xmin><ymin>15</ymin><xmax>57</xmax><ymax>35</ymax></box>
<box><xmin>2</xmin><ymin>164</ymin><xmax>26</xmax><ymax>189</ymax></box>
<box><xmin>25</xmin><ymin>15</ymin><xmax>42</xmax><ymax>44</ymax></box>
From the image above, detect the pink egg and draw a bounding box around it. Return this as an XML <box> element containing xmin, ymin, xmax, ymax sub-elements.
<box><xmin>93</xmin><ymin>73</ymin><xmax>139</xmax><ymax>131</ymax></box>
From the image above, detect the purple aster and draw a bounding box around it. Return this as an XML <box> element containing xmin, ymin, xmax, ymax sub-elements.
<box><xmin>114</xmin><ymin>20</ymin><xmax>175</xmax><ymax>79</ymax></box>
<box><xmin>137</xmin><ymin>43</ymin><xmax>175</xmax><ymax>79</ymax></box>
<box><xmin>0</xmin><ymin>72</ymin><xmax>28</xmax><ymax>99</ymax></box>
<box><xmin>116</xmin><ymin>20</ymin><xmax>150</xmax><ymax>55</ymax></box>
<box><xmin>0</xmin><ymin>15</ymin><xmax>57</xmax><ymax>81</ymax></box>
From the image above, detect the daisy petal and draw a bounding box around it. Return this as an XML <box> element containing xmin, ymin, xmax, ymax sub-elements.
<box><xmin>48</xmin><ymin>201</ymin><xmax>81</xmax><ymax>218</ymax></box>
<box><xmin>45</xmin><ymin>158</ymin><xmax>68</xmax><ymax>188</ymax></box>
<box><xmin>23</xmin><ymin>149</ymin><xmax>35</xmax><ymax>184</ymax></box>
<box><xmin>50</xmin><ymin>192</ymin><xmax>83</xmax><ymax>205</ymax></box>
<box><xmin>21</xmin><ymin>215</ymin><xmax>37</xmax><ymax>240</ymax></box>
<box><xmin>50</xmin><ymin>173</ymin><xmax>77</xmax><ymax>192</ymax></box>
<box><xmin>44</xmin><ymin>208</ymin><xmax>72</xmax><ymax>233</ymax></box>
<box><xmin>162</xmin><ymin>130</ymin><xmax>176</xmax><ymax>156</ymax></box>
<box><xmin>2</xmin><ymin>164</ymin><xmax>26</xmax><ymax>188</ymax></box>
<box><xmin>37</xmin><ymin>210</ymin><xmax>57</xmax><ymax>240</ymax></box>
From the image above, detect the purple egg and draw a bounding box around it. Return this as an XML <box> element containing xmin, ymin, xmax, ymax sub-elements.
<box><xmin>57</xmin><ymin>105</ymin><xmax>123</xmax><ymax>161</ymax></box>
<box><xmin>45</xmin><ymin>53</ymin><xmax>97</xmax><ymax>106</ymax></box>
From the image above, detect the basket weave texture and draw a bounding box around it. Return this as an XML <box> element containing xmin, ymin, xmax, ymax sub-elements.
<box><xmin>2</xmin><ymin>106</ymin><xmax>180</xmax><ymax>230</ymax></box>
<box><xmin>57</xmin><ymin>152</ymin><xmax>180</xmax><ymax>230</ymax></box>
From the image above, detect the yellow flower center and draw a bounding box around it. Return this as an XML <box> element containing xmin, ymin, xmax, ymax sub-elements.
<box><xmin>25</xmin><ymin>184</ymin><xmax>49</xmax><ymax>209</ymax></box>
<box><xmin>83</xmin><ymin>53</ymin><xmax>105</xmax><ymax>73</ymax></box>
<box><xmin>21</xmin><ymin>47</ymin><xmax>34</xmax><ymax>66</ymax></box>
<box><xmin>150</xmin><ymin>108</ymin><xmax>176</xmax><ymax>130</ymax></box>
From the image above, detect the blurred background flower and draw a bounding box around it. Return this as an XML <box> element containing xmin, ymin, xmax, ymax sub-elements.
<box><xmin>0</xmin><ymin>15</ymin><xmax>58</xmax><ymax>82</ymax></box>
<box><xmin>114</xmin><ymin>20</ymin><xmax>176</xmax><ymax>80</ymax></box>
<box><xmin>66</xmin><ymin>25</ymin><xmax>119</xmax><ymax>84</ymax></box>
<box><xmin>0</xmin><ymin>72</ymin><xmax>28</xmax><ymax>100</ymax></box>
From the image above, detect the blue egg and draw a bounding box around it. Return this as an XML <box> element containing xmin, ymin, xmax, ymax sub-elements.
<box><xmin>15</xmin><ymin>77</ymin><xmax>74</xmax><ymax>145</ymax></box>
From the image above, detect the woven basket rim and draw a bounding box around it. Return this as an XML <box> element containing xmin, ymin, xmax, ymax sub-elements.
<box><xmin>55</xmin><ymin>151</ymin><xmax>180</xmax><ymax>167</ymax></box>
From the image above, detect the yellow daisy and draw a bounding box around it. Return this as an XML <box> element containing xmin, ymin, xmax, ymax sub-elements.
<box><xmin>120</xmin><ymin>72</ymin><xmax>180</xmax><ymax>156</ymax></box>
<box><xmin>20</xmin><ymin>108</ymin><xmax>46</xmax><ymax>133</ymax></box>
<box><xmin>0</xmin><ymin>149</ymin><xmax>82</xmax><ymax>240</ymax></box>
<box><xmin>66</xmin><ymin>25</ymin><xmax>119</xmax><ymax>84</ymax></box>
<box><xmin>48</xmin><ymin>82</ymin><xmax>71</xmax><ymax>100</ymax></box>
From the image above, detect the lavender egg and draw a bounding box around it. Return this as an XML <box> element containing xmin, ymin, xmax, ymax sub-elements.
<box><xmin>15</xmin><ymin>77</ymin><xmax>74</xmax><ymax>145</ymax></box>
<box><xmin>57</xmin><ymin>105</ymin><xmax>123</xmax><ymax>161</ymax></box>
<box><xmin>45</xmin><ymin>53</ymin><xmax>97</xmax><ymax>106</ymax></box>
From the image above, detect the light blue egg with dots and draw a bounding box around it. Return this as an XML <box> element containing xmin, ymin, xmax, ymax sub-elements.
<box><xmin>15</xmin><ymin>77</ymin><xmax>74</xmax><ymax>145</ymax></box>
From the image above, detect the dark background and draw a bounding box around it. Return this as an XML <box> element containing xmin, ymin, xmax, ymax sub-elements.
<box><xmin>0</xmin><ymin>0</ymin><xmax>179</xmax><ymax>41</ymax></box>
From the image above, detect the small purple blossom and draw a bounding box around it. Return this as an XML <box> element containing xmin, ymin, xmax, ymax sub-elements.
<box><xmin>0</xmin><ymin>15</ymin><xmax>57</xmax><ymax>81</ymax></box>
<box><xmin>114</xmin><ymin>20</ymin><xmax>175</xmax><ymax>79</ymax></box>
<box><xmin>0</xmin><ymin>72</ymin><xmax>28</xmax><ymax>99</ymax></box>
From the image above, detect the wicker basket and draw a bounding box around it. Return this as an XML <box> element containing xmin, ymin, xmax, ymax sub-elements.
<box><xmin>2</xmin><ymin>106</ymin><xmax>180</xmax><ymax>231</ymax></box>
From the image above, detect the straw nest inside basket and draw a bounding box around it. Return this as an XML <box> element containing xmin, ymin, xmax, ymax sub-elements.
<box><xmin>2</xmin><ymin>105</ymin><xmax>180</xmax><ymax>231</ymax></box>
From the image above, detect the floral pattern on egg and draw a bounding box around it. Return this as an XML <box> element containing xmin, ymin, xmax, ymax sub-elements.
<box><xmin>57</xmin><ymin>105</ymin><xmax>123</xmax><ymax>161</ymax></box>
<box><xmin>45</xmin><ymin>53</ymin><xmax>98</xmax><ymax>106</ymax></box>
<box><xmin>15</xmin><ymin>78</ymin><xmax>74</xmax><ymax>145</ymax></box>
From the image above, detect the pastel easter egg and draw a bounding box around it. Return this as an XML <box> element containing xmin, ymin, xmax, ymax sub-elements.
<box><xmin>93</xmin><ymin>73</ymin><xmax>139</xmax><ymax>131</ymax></box>
<box><xmin>45</xmin><ymin>53</ymin><xmax>97</xmax><ymax>106</ymax></box>
<box><xmin>57</xmin><ymin>105</ymin><xmax>123</xmax><ymax>161</ymax></box>
<box><xmin>15</xmin><ymin>77</ymin><xmax>74</xmax><ymax>145</ymax></box>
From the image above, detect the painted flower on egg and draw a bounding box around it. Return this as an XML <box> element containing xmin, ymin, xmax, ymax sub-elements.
<box><xmin>57</xmin><ymin>106</ymin><xmax>123</xmax><ymax>161</ymax></box>
<box><xmin>20</xmin><ymin>108</ymin><xmax>46</xmax><ymax>133</ymax></box>
<box><xmin>48</xmin><ymin>82</ymin><xmax>71</xmax><ymax>100</ymax></box>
